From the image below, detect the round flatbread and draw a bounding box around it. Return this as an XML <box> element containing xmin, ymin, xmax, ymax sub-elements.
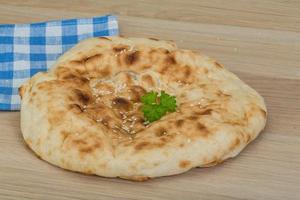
<box><xmin>19</xmin><ymin>36</ymin><xmax>267</xmax><ymax>181</ymax></box>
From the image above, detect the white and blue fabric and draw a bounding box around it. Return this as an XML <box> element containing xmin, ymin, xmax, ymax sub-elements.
<box><xmin>0</xmin><ymin>14</ymin><xmax>118</xmax><ymax>110</ymax></box>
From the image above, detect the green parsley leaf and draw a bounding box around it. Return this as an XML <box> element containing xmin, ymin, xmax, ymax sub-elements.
<box><xmin>141</xmin><ymin>91</ymin><xmax>177</xmax><ymax>123</ymax></box>
<box><xmin>142</xmin><ymin>104</ymin><xmax>166</xmax><ymax>123</ymax></box>
<box><xmin>160</xmin><ymin>91</ymin><xmax>177</xmax><ymax>112</ymax></box>
<box><xmin>141</xmin><ymin>91</ymin><xmax>157</xmax><ymax>105</ymax></box>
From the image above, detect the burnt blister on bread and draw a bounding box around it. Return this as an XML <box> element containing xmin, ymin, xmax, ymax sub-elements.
<box><xmin>112</xmin><ymin>97</ymin><xmax>133</xmax><ymax>111</ymax></box>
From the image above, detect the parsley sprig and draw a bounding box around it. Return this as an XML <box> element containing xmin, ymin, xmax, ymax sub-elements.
<box><xmin>141</xmin><ymin>91</ymin><xmax>177</xmax><ymax>123</ymax></box>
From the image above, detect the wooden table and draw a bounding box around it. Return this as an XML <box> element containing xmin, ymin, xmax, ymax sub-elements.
<box><xmin>0</xmin><ymin>1</ymin><xmax>299</xmax><ymax>199</ymax></box>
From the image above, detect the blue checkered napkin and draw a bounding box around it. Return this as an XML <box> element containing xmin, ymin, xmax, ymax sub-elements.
<box><xmin>0</xmin><ymin>15</ymin><xmax>118</xmax><ymax>110</ymax></box>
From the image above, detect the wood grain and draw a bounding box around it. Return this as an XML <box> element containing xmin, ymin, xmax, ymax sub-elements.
<box><xmin>0</xmin><ymin>1</ymin><xmax>299</xmax><ymax>200</ymax></box>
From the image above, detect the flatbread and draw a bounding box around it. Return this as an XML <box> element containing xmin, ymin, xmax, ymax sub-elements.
<box><xmin>19</xmin><ymin>36</ymin><xmax>267</xmax><ymax>181</ymax></box>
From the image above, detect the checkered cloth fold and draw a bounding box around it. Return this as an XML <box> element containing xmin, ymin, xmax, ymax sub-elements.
<box><xmin>0</xmin><ymin>14</ymin><xmax>118</xmax><ymax>110</ymax></box>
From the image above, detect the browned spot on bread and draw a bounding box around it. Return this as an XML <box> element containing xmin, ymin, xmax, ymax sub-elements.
<box><xmin>73</xmin><ymin>139</ymin><xmax>88</xmax><ymax>145</ymax></box>
<box><xmin>100</xmin><ymin>67</ymin><xmax>111</xmax><ymax>77</ymax></box>
<box><xmin>246</xmin><ymin>134</ymin><xmax>252</xmax><ymax>143</ymax></box>
<box><xmin>85</xmin><ymin>54</ymin><xmax>102</xmax><ymax>65</ymax></box>
<box><xmin>201</xmin><ymin>109</ymin><xmax>213</xmax><ymax>115</ymax></box>
<box><xmin>149</xmin><ymin>49</ymin><xmax>157</xmax><ymax>54</ymax></box>
<box><xmin>179</xmin><ymin>160</ymin><xmax>191</xmax><ymax>168</ymax></box>
<box><xmin>36</xmin><ymin>81</ymin><xmax>57</xmax><ymax>92</ymax></box>
<box><xmin>57</xmin><ymin>69</ymin><xmax>86</xmax><ymax>83</ymax></box>
<box><xmin>18</xmin><ymin>85</ymin><xmax>26</xmax><ymax>99</ymax></box>
<box><xmin>69</xmin><ymin>60</ymin><xmax>85</xmax><ymax>66</ymax></box>
<box><xmin>194</xmin><ymin>109</ymin><xmax>213</xmax><ymax>116</ymax></box>
<box><xmin>149</xmin><ymin>37</ymin><xmax>159</xmax><ymax>41</ymax></box>
<box><xmin>61</xmin><ymin>61</ymin><xmax>86</xmax><ymax>76</ymax></box>
<box><xmin>79</xmin><ymin>142</ymin><xmax>101</xmax><ymax>154</ymax></box>
<box><xmin>60</xmin><ymin>131</ymin><xmax>69</xmax><ymax>143</ymax></box>
<box><xmin>113</xmin><ymin>45</ymin><xmax>129</xmax><ymax>52</ymax></box>
<box><xmin>215</xmin><ymin>62</ymin><xmax>224</xmax><ymax>69</ymax></box>
<box><xmin>135</xmin><ymin>117</ymin><xmax>145</xmax><ymax>126</ymax></box>
<box><xmin>37</xmin><ymin>84</ymin><xmax>46</xmax><ymax>90</ymax></box>
<box><xmin>159</xmin><ymin>65</ymin><xmax>169</xmax><ymax>74</ymax></box>
<box><xmin>73</xmin><ymin>89</ymin><xmax>91</xmax><ymax>104</ymax></box>
<box><xmin>120</xmin><ymin>175</ymin><xmax>151</xmax><ymax>181</ymax></box>
<box><xmin>163</xmin><ymin>49</ymin><xmax>170</xmax><ymax>54</ymax></box>
<box><xmin>57</xmin><ymin>65</ymin><xmax>85</xmax><ymax>78</ymax></box>
<box><xmin>124</xmin><ymin>73</ymin><xmax>134</xmax><ymax>85</ymax></box>
<box><xmin>48</xmin><ymin>111</ymin><xmax>65</xmax><ymax>126</ymax></box>
<box><xmin>198</xmin><ymin>83</ymin><xmax>207</xmax><ymax>89</ymax></box>
<box><xmin>156</xmin><ymin>142</ymin><xmax>166</xmax><ymax>148</ymax></box>
<box><xmin>203</xmin><ymin>68</ymin><xmax>208</xmax><ymax>74</ymax></box>
<box><xmin>79</xmin><ymin>77</ymin><xmax>89</xmax><ymax>83</ymax></box>
<box><xmin>230</xmin><ymin>138</ymin><xmax>241</xmax><ymax>151</ymax></box>
<box><xmin>67</xmin><ymin>95</ymin><xmax>75</xmax><ymax>102</ymax></box>
<box><xmin>128</xmin><ymin>85</ymin><xmax>146</xmax><ymax>102</ymax></box>
<box><xmin>55</xmin><ymin>67</ymin><xmax>70</xmax><ymax>78</ymax></box>
<box><xmin>179</xmin><ymin>143</ymin><xmax>184</xmax><ymax>147</ymax></box>
<box><xmin>63</xmin><ymin>133</ymin><xmax>102</xmax><ymax>156</ymax></box>
<box><xmin>142</xmin><ymin>65</ymin><xmax>151</xmax><ymax>69</ymax></box>
<box><xmin>101</xmin><ymin>117</ymin><xmax>110</xmax><ymax>127</ymax></box>
<box><xmin>164</xmin><ymin>55</ymin><xmax>176</xmax><ymax>65</ymax></box>
<box><xmin>141</xmin><ymin>74</ymin><xmax>155</xmax><ymax>87</ymax></box>
<box><xmin>197</xmin><ymin>122</ymin><xmax>204</xmax><ymax>129</ymax></box>
<box><xmin>175</xmin><ymin>119</ymin><xmax>184</xmax><ymax>127</ymax></box>
<box><xmin>188</xmin><ymin>115</ymin><xmax>198</xmax><ymax>120</ymax></box>
<box><xmin>135</xmin><ymin>142</ymin><xmax>150</xmax><ymax>150</ymax></box>
<box><xmin>125</xmin><ymin>51</ymin><xmax>140</xmax><ymax>65</ymax></box>
<box><xmin>160</xmin><ymin>137</ymin><xmax>168</xmax><ymax>142</ymax></box>
<box><xmin>61</xmin><ymin>73</ymin><xmax>76</xmax><ymax>80</ymax></box>
<box><xmin>155</xmin><ymin>127</ymin><xmax>167</xmax><ymax>137</ymax></box>
<box><xmin>183</xmin><ymin>66</ymin><xmax>191</xmax><ymax>78</ymax></box>
<box><xmin>85</xmin><ymin>105</ymin><xmax>108</xmax><ymax>121</ymax></box>
<box><xmin>197</xmin><ymin>122</ymin><xmax>210</xmax><ymax>137</ymax></box>
<box><xmin>217</xmin><ymin>90</ymin><xmax>231</xmax><ymax>98</ymax></box>
<box><xmin>112</xmin><ymin>97</ymin><xmax>132</xmax><ymax>111</ymax></box>
<box><xmin>225</xmin><ymin>120</ymin><xmax>245</xmax><ymax>126</ymax></box>
<box><xmin>68</xmin><ymin>104</ymin><xmax>83</xmax><ymax>113</ymax></box>
<box><xmin>99</xmin><ymin>37</ymin><xmax>111</xmax><ymax>41</ymax></box>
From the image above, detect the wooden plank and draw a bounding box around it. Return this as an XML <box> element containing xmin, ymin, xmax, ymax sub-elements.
<box><xmin>0</xmin><ymin>0</ymin><xmax>299</xmax><ymax>32</ymax></box>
